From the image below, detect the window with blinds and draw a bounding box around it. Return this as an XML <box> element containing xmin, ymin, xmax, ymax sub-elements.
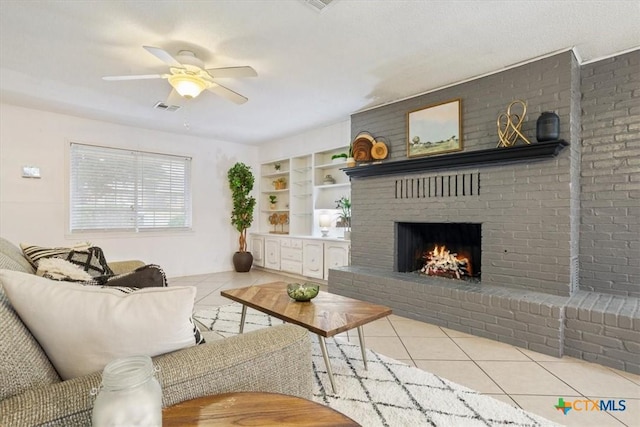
<box><xmin>70</xmin><ymin>143</ymin><xmax>192</xmax><ymax>232</ymax></box>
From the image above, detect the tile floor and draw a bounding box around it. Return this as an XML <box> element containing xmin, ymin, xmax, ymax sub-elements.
<box><xmin>172</xmin><ymin>270</ymin><xmax>640</xmax><ymax>427</ymax></box>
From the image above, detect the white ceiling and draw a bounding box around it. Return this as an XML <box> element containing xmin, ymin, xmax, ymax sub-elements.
<box><xmin>1</xmin><ymin>1</ymin><xmax>638</xmax><ymax>145</ymax></box>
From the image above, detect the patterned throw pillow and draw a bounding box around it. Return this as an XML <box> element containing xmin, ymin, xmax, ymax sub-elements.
<box><xmin>20</xmin><ymin>243</ymin><xmax>76</xmax><ymax>268</ymax></box>
<box><xmin>66</xmin><ymin>247</ymin><xmax>114</xmax><ymax>277</ymax></box>
<box><xmin>36</xmin><ymin>258</ymin><xmax>93</xmax><ymax>282</ymax></box>
<box><xmin>21</xmin><ymin>243</ymin><xmax>114</xmax><ymax>277</ymax></box>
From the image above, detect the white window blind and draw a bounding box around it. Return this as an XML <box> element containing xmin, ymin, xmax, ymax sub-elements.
<box><xmin>70</xmin><ymin>143</ymin><xmax>192</xmax><ymax>232</ymax></box>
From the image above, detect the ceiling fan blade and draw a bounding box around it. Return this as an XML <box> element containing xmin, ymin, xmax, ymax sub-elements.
<box><xmin>103</xmin><ymin>74</ymin><xmax>165</xmax><ymax>81</ymax></box>
<box><xmin>207</xmin><ymin>83</ymin><xmax>248</xmax><ymax>104</ymax></box>
<box><xmin>143</xmin><ymin>46</ymin><xmax>182</xmax><ymax>67</ymax></box>
<box><xmin>205</xmin><ymin>66</ymin><xmax>258</xmax><ymax>79</ymax></box>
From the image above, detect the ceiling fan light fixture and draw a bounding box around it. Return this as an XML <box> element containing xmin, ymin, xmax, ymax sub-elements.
<box><xmin>168</xmin><ymin>74</ymin><xmax>207</xmax><ymax>98</ymax></box>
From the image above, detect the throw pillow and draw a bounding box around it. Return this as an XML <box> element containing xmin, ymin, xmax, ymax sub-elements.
<box><xmin>91</xmin><ymin>264</ymin><xmax>168</xmax><ymax>288</ymax></box>
<box><xmin>20</xmin><ymin>243</ymin><xmax>80</xmax><ymax>268</ymax></box>
<box><xmin>66</xmin><ymin>246</ymin><xmax>114</xmax><ymax>277</ymax></box>
<box><xmin>36</xmin><ymin>257</ymin><xmax>93</xmax><ymax>282</ymax></box>
<box><xmin>21</xmin><ymin>243</ymin><xmax>114</xmax><ymax>277</ymax></box>
<box><xmin>0</xmin><ymin>270</ymin><xmax>202</xmax><ymax>380</ymax></box>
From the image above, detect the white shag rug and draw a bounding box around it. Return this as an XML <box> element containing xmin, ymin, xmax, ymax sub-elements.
<box><xmin>194</xmin><ymin>304</ymin><xmax>561</xmax><ymax>427</ymax></box>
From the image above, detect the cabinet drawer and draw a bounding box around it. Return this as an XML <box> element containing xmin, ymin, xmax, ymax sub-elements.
<box><xmin>281</xmin><ymin>247</ymin><xmax>303</xmax><ymax>262</ymax></box>
<box><xmin>280</xmin><ymin>260</ymin><xmax>303</xmax><ymax>275</ymax></box>
<box><xmin>280</xmin><ymin>239</ymin><xmax>291</xmax><ymax>247</ymax></box>
<box><xmin>291</xmin><ymin>239</ymin><xmax>303</xmax><ymax>249</ymax></box>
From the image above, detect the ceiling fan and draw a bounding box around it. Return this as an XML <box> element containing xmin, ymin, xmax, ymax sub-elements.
<box><xmin>103</xmin><ymin>46</ymin><xmax>257</xmax><ymax>104</ymax></box>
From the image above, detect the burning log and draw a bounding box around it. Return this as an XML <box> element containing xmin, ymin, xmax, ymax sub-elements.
<box><xmin>421</xmin><ymin>245</ymin><xmax>471</xmax><ymax>279</ymax></box>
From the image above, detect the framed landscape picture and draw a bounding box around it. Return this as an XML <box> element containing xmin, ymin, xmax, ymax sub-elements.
<box><xmin>407</xmin><ymin>98</ymin><xmax>462</xmax><ymax>158</ymax></box>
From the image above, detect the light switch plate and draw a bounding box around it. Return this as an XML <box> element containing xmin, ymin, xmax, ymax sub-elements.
<box><xmin>22</xmin><ymin>166</ymin><xmax>41</xmax><ymax>178</ymax></box>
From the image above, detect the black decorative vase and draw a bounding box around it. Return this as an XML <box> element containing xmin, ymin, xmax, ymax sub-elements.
<box><xmin>536</xmin><ymin>112</ymin><xmax>560</xmax><ymax>142</ymax></box>
<box><xmin>232</xmin><ymin>252</ymin><xmax>253</xmax><ymax>272</ymax></box>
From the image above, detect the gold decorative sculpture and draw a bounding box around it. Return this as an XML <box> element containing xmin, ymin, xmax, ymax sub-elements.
<box><xmin>497</xmin><ymin>100</ymin><xmax>531</xmax><ymax>147</ymax></box>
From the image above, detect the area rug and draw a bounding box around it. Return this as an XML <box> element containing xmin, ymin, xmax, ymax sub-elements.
<box><xmin>194</xmin><ymin>304</ymin><xmax>561</xmax><ymax>427</ymax></box>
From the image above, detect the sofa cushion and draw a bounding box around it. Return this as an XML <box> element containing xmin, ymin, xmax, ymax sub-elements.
<box><xmin>0</xmin><ymin>237</ymin><xmax>35</xmax><ymax>274</ymax></box>
<box><xmin>0</xmin><ymin>270</ymin><xmax>202</xmax><ymax>380</ymax></box>
<box><xmin>0</xmin><ymin>287</ymin><xmax>61</xmax><ymax>400</ymax></box>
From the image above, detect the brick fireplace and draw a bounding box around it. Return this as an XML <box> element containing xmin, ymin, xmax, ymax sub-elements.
<box><xmin>329</xmin><ymin>49</ymin><xmax>639</xmax><ymax>374</ymax></box>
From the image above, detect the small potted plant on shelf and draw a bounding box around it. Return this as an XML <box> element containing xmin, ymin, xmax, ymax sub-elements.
<box><xmin>227</xmin><ymin>162</ymin><xmax>256</xmax><ymax>272</ymax></box>
<box><xmin>331</xmin><ymin>153</ymin><xmax>348</xmax><ymax>164</ymax></box>
<box><xmin>335</xmin><ymin>196</ymin><xmax>352</xmax><ymax>240</ymax></box>
<box><xmin>273</xmin><ymin>177</ymin><xmax>287</xmax><ymax>190</ymax></box>
<box><xmin>346</xmin><ymin>145</ymin><xmax>356</xmax><ymax>168</ymax></box>
<box><xmin>269</xmin><ymin>195</ymin><xmax>277</xmax><ymax>210</ymax></box>
<box><xmin>274</xmin><ymin>162</ymin><xmax>281</xmax><ymax>171</ymax></box>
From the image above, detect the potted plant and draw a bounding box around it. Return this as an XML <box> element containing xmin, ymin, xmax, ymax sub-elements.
<box><xmin>273</xmin><ymin>177</ymin><xmax>287</xmax><ymax>190</ymax></box>
<box><xmin>335</xmin><ymin>196</ymin><xmax>351</xmax><ymax>240</ymax></box>
<box><xmin>227</xmin><ymin>162</ymin><xmax>256</xmax><ymax>272</ymax></box>
<box><xmin>274</xmin><ymin>162</ymin><xmax>281</xmax><ymax>171</ymax></box>
<box><xmin>331</xmin><ymin>153</ymin><xmax>348</xmax><ymax>164</ymax></box>
<box><xmin>269</xmin><ymin>195</ymin><xmax>277</xmax><ymax>210</ymax></box>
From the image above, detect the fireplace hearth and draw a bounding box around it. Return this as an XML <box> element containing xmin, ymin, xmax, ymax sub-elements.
<box><xmin>396</xmin><ymin>222</ymin><xmax>481</xmax><ymax>281</ymax></box>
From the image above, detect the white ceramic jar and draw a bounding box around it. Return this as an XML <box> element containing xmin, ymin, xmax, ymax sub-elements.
<box><xmin>91</xmin><ymin>355</ymin><xmax>162</xmax><ymax>427</ymax></box>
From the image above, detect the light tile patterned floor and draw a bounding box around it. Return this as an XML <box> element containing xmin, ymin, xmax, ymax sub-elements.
<box><xmin>172</xmin><ymin>270</ymin><xmax>640</xmax><ymax>427</ymax></box>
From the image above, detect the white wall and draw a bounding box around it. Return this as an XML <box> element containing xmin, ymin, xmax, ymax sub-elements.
<box><xmin>258</xmin><ymin>119</ymin><xmax>350</xmax><ymax>162</ymax></box>
<box><xmin>0</xmin><ymin>103</ymin><xmax>257</xmax><ymax>277</ymax></box>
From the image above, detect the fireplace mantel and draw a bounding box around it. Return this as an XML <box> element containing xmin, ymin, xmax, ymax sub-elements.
<box><xmin>343</xmin><ymin>140</ymin><xmax>568</xmax><ymax>178</ymax></box>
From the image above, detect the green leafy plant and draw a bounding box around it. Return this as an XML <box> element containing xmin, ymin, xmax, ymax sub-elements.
<box><xmin>335</xmin><ymin>196</ymin><xmax>351</xmax><ymax>229</ymax></box>
<box><xmin>331</xmin><ymin>153</ymin><xmax>348</xmax><ymax>160</ymax></box>
<box><xmin>269</xmin><ymin>195</ymin><xmax>277</xmax><ymax>204</ymax></box>
<box><xmin>274</xmin><ymin>162</ymin><xmax>281</xmax><ymax>171</ymax></box>
<box><xmin>227</xmin><ymin>162</ymin><xmax>256</xmax><ymax>252</ymax></box>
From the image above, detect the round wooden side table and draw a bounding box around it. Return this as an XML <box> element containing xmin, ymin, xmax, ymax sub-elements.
<box><xmin>162</xmin><ymin>392</ymin><xmax>360</xmax><ymax>426</ymax></box>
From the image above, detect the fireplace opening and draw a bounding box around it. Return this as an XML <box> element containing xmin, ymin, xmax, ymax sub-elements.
<box><xmin>396</xmin><ymin>222</ymin><xmax>481</xmax><ymax>281</ymax></box>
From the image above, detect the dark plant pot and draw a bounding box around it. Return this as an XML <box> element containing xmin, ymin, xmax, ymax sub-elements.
<box><xmin>232</xmin><ymin>252</ymin><xmax>253</xmax><ymax>272</ymax></box>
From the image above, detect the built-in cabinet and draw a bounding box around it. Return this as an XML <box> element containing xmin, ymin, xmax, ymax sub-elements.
<box><xmin>250</xmin><ymin>235</ymin><xmax>264</xmax><ymax>267</ymax></box>
<box><xmin>264</xmin><ymin>237</ymin><xmax>281</xmax><ymax>270</ymax></box>
<box><xmin>255</xmin><ymin>144</ymin><xmax>352</xmax><ymax>278</ymax></box>
<box><xmin>302</xmin><ymin>240</ymin><xmax>324</xmax><ymax>279</ymax></box>
<box><xmin>250</xmin><ymin>234</ymin><xmax>350</xmax><ymax>280</ymax></box>
<box><xmin>259</xmin><ymin>146</ymin><xmax>351</xmax><ymax>237</ymax></box>
<box><xmin>324</xmin><ymin>241</ymin><xmax>350</xmax><ymax>279</ymax></box>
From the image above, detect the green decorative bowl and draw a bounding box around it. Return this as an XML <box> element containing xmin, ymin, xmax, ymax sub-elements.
<box><xmin>287</xmin><ymin>283</ymin><xmax>320</xmax><ymax>302</ymax></box>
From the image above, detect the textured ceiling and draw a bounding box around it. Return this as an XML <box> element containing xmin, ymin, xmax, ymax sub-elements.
<box><xmin>1</xmin><ymin>1</ymin><xmax>638</xmax><ymax>145</ymax></box>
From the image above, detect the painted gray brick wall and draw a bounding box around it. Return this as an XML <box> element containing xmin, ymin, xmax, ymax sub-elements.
<box><xmin>329</xmin><ymin>50</ymin><xmax>639</xmax><ymax>373</ymax></box>
<box><xmin>330</xmin><ymin>267</ymin><xmax>567</xmax><ymax>358</ymax></box>
<box><xmin>350</xmin><ymin>51</ymin><xmax>576</xmax><ymax>296</ymax></box>
<box><xmin>564</xmin><ymin>291</ymin><xmax>640</xmax><ymax>374</ymax></box>
<box><xmin>579</xmin><ymin>50</ymin><xmax>640</xmax><ymax>297</ymax></box>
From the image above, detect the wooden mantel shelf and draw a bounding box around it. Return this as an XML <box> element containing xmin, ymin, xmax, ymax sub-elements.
<box><xmin>343</xmin><ymin>140</ymin><xmax>568</xmax><ymax>178</ymax></box>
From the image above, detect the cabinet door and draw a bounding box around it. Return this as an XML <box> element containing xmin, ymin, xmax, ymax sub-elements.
<box><xmin>250</xmin><ymin>236</ymin><xmax>264</xmax><ymax>267</ymax></box>
<box><xmin>303</xmin><ymin>240</ymin><xmax>324</xmax><ymax>279</ymax></box>
<box><xmin>324</xmin><ymin>242</ymin><xmax>350</xmax><ymax>279</ymax></box>
<box><xmin>264</xmin><ymin>238</ymin><xmax>281</xmax><ymax>270</ymax></box>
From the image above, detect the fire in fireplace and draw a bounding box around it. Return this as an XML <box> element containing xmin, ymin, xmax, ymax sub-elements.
<box><xmin>396</xmin><ymin>222</ymin><xmax>481</xmax><ymax>281</ymax></box>
<box><xmin>421</xmin><ymin>244</ymin><xmax>472</xmax><ymax>279</ymax></box>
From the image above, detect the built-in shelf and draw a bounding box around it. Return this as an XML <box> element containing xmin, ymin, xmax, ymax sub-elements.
<box><xmin>343</xmin><ymin>140</ymin><xmax>568</xmax><ymax>178</ymax></box>
<box><xmin>261</xmin><ymin>189</ymin><xmax>289</xmax><ymax>194</ymax></box>
<box><xmin>261</xmin><ymin>209</ymin><xmax>290</xmax><ymax>213</ymax></box>
<box><xmin>315</xmin><ymin>183</ymin><xmax>350</xmax><ymax>189</ymax></box>
<box><xmin>262</xmin><ymin>171</ymin><xmax>289</xmax><ymax>178</ymax></box>
<box><xmin>316</xmin><ymin>161</ymin><xmax>347</xmax><ymax>170</ymax></box>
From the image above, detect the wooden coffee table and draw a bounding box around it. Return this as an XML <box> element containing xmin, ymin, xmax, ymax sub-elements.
<box><xmin>163</xmin><ymin>392</ymin><xmax>359</xmax><ymax>426</ymax></box>
<box><xmin>221</xmin><ymin>281</ymin><xmax>392</xmax><ymax>393</ymax></box>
